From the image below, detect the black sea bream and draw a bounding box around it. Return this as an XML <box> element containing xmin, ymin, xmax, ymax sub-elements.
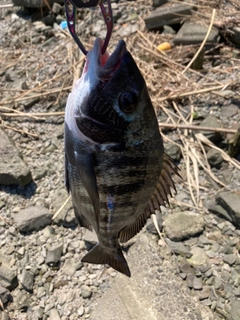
<box><xmin>64</xmin><ymin>38</ymin><xmax>178</xmax><ymax>277</ymax></box>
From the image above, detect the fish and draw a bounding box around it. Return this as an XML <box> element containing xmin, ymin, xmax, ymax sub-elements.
<box><xmin>64</xmin><ymin>38</ymin><xmax>179</xmax><ymax>277</ymax></box>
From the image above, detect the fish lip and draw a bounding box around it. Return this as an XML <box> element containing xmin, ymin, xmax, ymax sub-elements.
<box><xmin>89</xmin><ymin>38</ymin><xmax>127</xmax><ymax>80</ymax></box>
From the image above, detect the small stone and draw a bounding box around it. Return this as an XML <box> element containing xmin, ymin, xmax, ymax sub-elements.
<box><xmin>163</xmin><ymin>211</ymin><xmax>204</xmax><ymax>241</ymax></box>
<box><xmin>152</xmin><ymin>0</ymin><xmax>167</xmax><ymax>7</ymax></box>
<box><xmin>179</xmin><ymin>259</ymin><xmax>194</xmax><ymax>274</ymax></box>
<box><xmin>199</xmin><ymin>235</ymin><xmax>212</xmax><ymax>245</ymax></box>
<box><xmin>188</xmin><ymin>247</ymin><xmax>208</xmax><ymax>267</ymax></box>
<box><xmin>193</xmin><ymin>277</ymin><xmax>203</xmax><ymax>290</ymax></box>
<box><xmin>200</xmin><ymin>116</ymin><xmax>222</xmax><ymax>143</ymax></box>
<box><xmin>198</xmin><ymin>285</ymin><xmax>210</xmax><ymax>300</ymax></box>
<box><xmin>0</xmin><ymin>264</ymin><xmax>18</xmax><ymax>290</ymax></box>
<box><xmin>51</xmin><ymin>189</ymin><xmax>76</xmax><ymax>227</ymax></box>
<box><xmin>165</xmin><ymin>239</ymin><xmax>192</xmax><ymax>258</ymax></box>
<box><xmin>164</xmin><ymin>143</ymin><xmax>181</xmax><ymax>161</ymax></box>
<box><xmin>221</xmin><ymin>104</ymin><xmax>239</xmax><ymax>117</ymax></box>
<box><xmin>186</xmin><ymin>273</ymin><xmax>194</xmax><ymax>288</ymax></box>
<box><xmin>216</xmin><ymin>191</ymin><xmax>240</xmax><ymax>226</ymax></box>
<box><xmin>21</xmin><ymin>270</ymin><xmax>34</xmax><ymax>292</ymax></box>
<box><xmin>1</xmin><ymin>311</ymin><xmax>10</xmax><ymax>320</ymax></box>
<box><xmin>80</xmin><ymin>285</ymin><xmax>92</xmax><ymax>299</ymax></box>
<box><xmin>0</xmin><ymin>128</ymin><xmax>32</xmax><ymax>186</ymax></box>
<box><xmin>36</xmin><ymin>287</ymin><xmax>45</xmax><ymax>298</ymax></box>
<box><xmin>52</xmin><ymin>3</ymin><xmax>62</xmax><ymax>15</ymax></box>
<box><xmin>83</xmin><ymin>230</ymin><xmax>98</xmax><ymax>250</ymax></box>
<box><xmin>223</xmin><ymin>254</ymin><xmax>236</xmax><ymax>266</ymax></box>
<box><xmin>49</xmin><ymin>308</ymin><xmax>61</xmax><ymax>320</ymax></box>
<box><xmin>45</xmin><ymin>244</ymin><xmax>63</xmax><ymax>266</ymax></box>
<box><xmin>13</xmin><ymin>206</ymin><xmax>52</xmax><ymax>233</ymax></box>
<box><xmin>146</xmin><ymin>211</ymin><xmax>163</xmax><ymax>234</ymax></box>
<box><xmin>230</xmin><ymin>300</ymin><xmax>240</xmax><ymax>320</ymax></box>
<box><xmin>214</xmin><ymin>277</ymin><xmax>223</xmax><ymax>290</ymax></box>
<box><xmin>78</xmin><ymin>306</ymin><xmax>84</xmax><ymax>316</ymax></box>
<box><xmin>208</xmin><ymin>201</ymin><xmax>232</xmax><ymax>222</ymax></box>
<box><xmin>61</xmin><ymin>259</ymin><xmax>76</xmax><ymax>276</ymax></box>
<box><xmin>207</xmin><ymin>149</ymin><xmax>223</xmax><ymax>169</ymax></box>
<box><xmin>0</xmin><ymin>286</ymin><xmax>12</xmax><ymax>307</ymax></box>
<box><xmin>5</xmin><ymin>68</ymin><xmax>15</xmax><ymax>82</ymax></box>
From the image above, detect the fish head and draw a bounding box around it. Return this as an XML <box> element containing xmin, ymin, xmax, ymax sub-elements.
<box><xmin>69</xmin><ymin>38</ymin><xmax>160</xmax><ymax>145</ymax></box>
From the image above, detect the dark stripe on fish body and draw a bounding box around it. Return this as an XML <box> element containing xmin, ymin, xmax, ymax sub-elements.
<box><xmin>98</xmin><ymin>181</ymin><xmax>145</xmax><ymax>196</ymax></box>
<box><xmin>97</xmin><ymin>155</ymin><xmax>147</xmax><ymax>170</ymax></box>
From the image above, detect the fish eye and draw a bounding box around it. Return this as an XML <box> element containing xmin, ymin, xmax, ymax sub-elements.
<box><xmin>118</xmin><ymin>91</ymin><xmax>137</xmax><ymax>114</ymax></box>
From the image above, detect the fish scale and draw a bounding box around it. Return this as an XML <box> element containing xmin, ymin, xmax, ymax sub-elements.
<box><xmin>64</xmin><ymin>38</ymin><xmax>179</xmax><ymax>277</ymax></box>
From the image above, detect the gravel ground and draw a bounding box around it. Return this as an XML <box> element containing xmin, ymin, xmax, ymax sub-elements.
<box><xmin>0</xmin><ymin>0</ymin><xmax>240</xmax><ymax>319</ymax></box>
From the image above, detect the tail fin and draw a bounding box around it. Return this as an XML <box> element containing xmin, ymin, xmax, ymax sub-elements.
<box><xmin>81</xmin><ymin>244</ymin><xmax>131</xmax><ymax>277</ymax></box>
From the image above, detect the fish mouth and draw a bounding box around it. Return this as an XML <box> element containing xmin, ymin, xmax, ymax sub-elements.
<box><xmin>85</xmin><ymin>38</ymin><xmax>127</xmax><ymax>82</ymax></box>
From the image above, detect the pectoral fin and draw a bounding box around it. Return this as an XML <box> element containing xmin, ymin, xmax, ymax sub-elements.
<box><xmin>74</xmin><ymin>150</ymin><xmax>100</xmax><ymax>230</ymax></box>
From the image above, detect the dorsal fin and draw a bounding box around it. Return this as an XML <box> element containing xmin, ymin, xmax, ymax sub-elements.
<box><xmin>119</xmin><ymin>153</ymin><xmax>180</xmax><ymax>243</ymax></box>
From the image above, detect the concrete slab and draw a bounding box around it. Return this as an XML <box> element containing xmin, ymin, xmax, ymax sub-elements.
<box><xmin>90</xmin><ymin>232</ymin><xmax>219</xmax><ymax>320</ymax></box>
<box><xmin>173</xmin><ymin>22</ymin><xmax>219</xmax><ymax>46</ymax></box>
<box><xmin>144</xmin><ymin>4</ymin><xmax>195</xmax><ymax>30</ymax></box>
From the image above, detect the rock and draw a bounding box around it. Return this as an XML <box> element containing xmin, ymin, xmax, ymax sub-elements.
<box><xmin>206</xmin><ymin>149</ymin><xmax>223</xmax><ymax>169</ymax></box>
<box><xmin>42</xmin><ymin>15</ymin><xmax>56</xmax><ymax>27</ymax></box>
<box><xmin>51</xmin><ymin>189</ymin><xmax>76</xmax><ymax>227</ymax></box>
<box><xmin>223</xmin><ymin>254</ymin><xmax>236</xmax><ymax>266</ymax></box>
<box><xmin>174</xmin><ymin>22</ymin><xmax>219</xmax><ymax>47</ymax></box>
<box><xmin>80</xmin><ymin>285</ymin><xmax>92</xmax><ymax>299</ymax></box>
<box><xmin>83</xmin><ymin>230</ymin><xmax>98</xmax><ymax>251</ymax></box>
<box><xmin>221</xmin><ymin>104</ymin><xmax>239</xmax><ymax>118</ymax></box>
<box><xmin>163</xmin><ymin>211</ymin><xmax>205</xmax><ymax>241</ymax></box>
<box><xmin>216</xmin><ymin>192</ymin><xmax>240</xmax><ymax>226</ymax></box>
<box><xmin>20</xmin><ymin>95</ymin><xmax>40</xmax><ymax>109</ymax></box>
<box><xmin>165</xmin><ymin>239</ymin><xmax>192</xmax><ymax>258</ymax></box>
<box><xmin>188</xmin><ymin>247</ymin><xmax>208</xmax><ymax>267</ymax></box>
<box><xmin>20</xmin><ymin>270</ymin><xmax>34</xmax><ymax>292</ymax></box>
<box><xmin>193</xmin><ymin>277</ymin><xmax>203</xmax><ymax>290</ymax></box>
<box><xmin>117</xmin><ymin>24</ymin><xmax>138</xmax><ymax>37</ymax></box>
<box><xmin>146</xmin><ymin>210</ymin><xmax>163</xmax><ymax>234</ymax></box>
<box><xmin>230</xmin><ymin>300</ymin><xmax>240</xmax><ymax>320</ymax></box>
<box><xmin>230</xmin><ymin>27</ymin><xmax>240</xmax><ymax>48</ymax></box>
<box><xmin>0</xmin><ymin>286</ymin><xmax>12</xmax><ymax>307</ymax></box>
<box><xmin>207</xmin><ymin>201</ymin><xmax>232</xmax><ymax>222</ymax></box>
<box><xmin>49</xmin><ymin>308</ymin><xmax>61</xmax><ymax>320</ymax></box>
<box><xmin>5</xmin><ymin>68</ymin><xmax>15</xmax><ymax>82</ymax></box>
<box><xmin>221</xmin><ymin>170</ymin><xmax>233</xmax><ymax>185</ymax></box>
<box><xmin>164</xmin><ymin>143</ymin><xmax>181</xmax><ymax>161</ymax></box>
<box><xmin>61</xmin><ymin>259</ymin><xmax>77</xmax><ymax>276</ymax></box>
<box><xmin>152</xmin><ymin>0</ymin><xmax>168</xmax><ymax>7</ymax></box>
<box><xmin>200</xmin><ymin>116</ymin><xmax>222</xmax><ymax>144</ymax></box>
<box><xmin>45</xmin><ymin>244</ymin><xmax>63</xmax><ymax>266</ymax></box>
<box><xmin>198</xmin><ymin>285</ymin><xmax>210</xmax><ymax>300</ymax></box>
<box><xmin>12</xmin><ymin>0</ymin><xmax>63</xmax><ymax>8</ymax></box>
<box><xmin>52</xmin><ymin>3</ymin><xmax>62</xmax><ymax>15</ymax></box>
<box><xmin>162</xmin><ymin>25</ymin><xmax>176</xmax><ymax>35</ymax></box>
<box><xmin>27</xmin><ymin>307</ymin><xmax>44</xmax><ymax>319</ymax></box>
<box><xmin>13</xmin><ymin>206</ymin><xmax>52</xmax><ymax>233</ymax></box>
<box><xmin>0</xmin><ymin>128</ymin><xmax>32</xmax><ymax>186</ymax></box>
<box><xmin>145</xmin><ymin>4</ymin><xmax>194</xmax><ymax>30</ymax></box>
<box><xmin>55</xmin><ymin>14</ymin><xmax>65</xmax><ymax>24</ymax></box>
<box><xmin>0</xmin><ymin>264</ymin><xmax>18</xmax><ymax>290</ymax></box>
<box><xmin>213</xmin><ymin>277</ymin><xmax>223</xmax><ymax>290</ymax></box>
<box><xmin>1</xmin><ymin>311</ymin><xmax>10</xmax><ymax>320</ymax></box>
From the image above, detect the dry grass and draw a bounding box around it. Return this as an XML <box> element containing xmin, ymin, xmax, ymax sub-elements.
<box><xmin>0</xmin><ymin>0</ymin><xmax>240</xmax><ymax>215</ymax></box>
